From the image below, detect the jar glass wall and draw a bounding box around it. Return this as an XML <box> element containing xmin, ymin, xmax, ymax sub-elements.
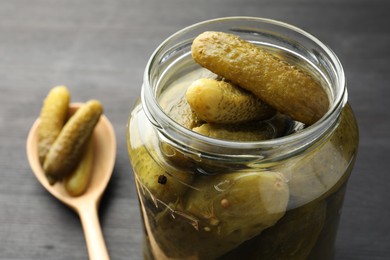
<box><xmin>127</xmin><ymin>17</ymin><xmax>358</xmax><ymax>260</ymax></box>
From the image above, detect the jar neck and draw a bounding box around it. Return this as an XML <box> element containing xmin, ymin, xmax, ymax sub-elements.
<box><xmin>141</xmin><ymin>17</ymin><xmax>347</xmax><ymax>165</ymax></box>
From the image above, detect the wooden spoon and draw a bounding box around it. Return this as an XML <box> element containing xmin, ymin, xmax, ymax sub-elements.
<box><xmin>26</xmin><ymin>103</ymin><xmax>116</xmax><ymax>260</ymax></box>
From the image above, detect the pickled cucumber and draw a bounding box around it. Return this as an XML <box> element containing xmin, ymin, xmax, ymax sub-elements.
<box><xmin>161</xmin><ymin>95</ymin><xmax>203</xmax><ymax>169</ymax></box>
<box><xmin>159</xmin><ymin>142</ymin><xmax>196</xmax><ymax>170</ymax></box>
<box><xmin>193</xmin><ymin>121</ymin><xmax>277</xmax><ymax>141</ymax></box>
<box><xmin>192</xmin><ymin>31</ymin><xmax>329</xmax><ymax>125</ymax></box>
<box><xmin>64</xmin><ymin>137</ymin><xmax>94</xmax><ymax>196</ymax></box>
<box><xmin>286</xmin><ymin>104</ymin><xmax>358</xmax><ymax>208</ymax></box>
<box><xmin>186</xmin><ymin>78</ymin><xmax>274</xmax><ymax>124</ymax></box>
<box><xmin>221</xmin><ymin>200</ymin><xmax>326</xmax><ymax>259</ymax></box>
<box><xmin>166</xmin><ymin>94</ymin><xmax>203</xmax><ymax>129</ymax></box>
<box><xmin>38</xmin><ymin>86</ymin><xmax>70</xmax><ymax>164</ymax></box>
<box><xmin>130</xmin><ymin>145</ymin><xmax>194</xmax><ymax>205</ymax></box>
<box><xmin>185</xmin><ymin>171</ymin><xmax>289</xmax><ymax>238</ymax></box>
<box><xmin>43</xmin><ymin>100</ymin><xmax>102</xmax><ymax>181</ymax></box>
<box><xmin>151</xmin><ymin>171</ymin><xmax>289</xmax><ymax>259</ymax></box>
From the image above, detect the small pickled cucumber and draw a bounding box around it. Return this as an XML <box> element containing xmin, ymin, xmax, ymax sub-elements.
<box><xmin>150</xmin><ymin>204</ymin><xmax>209</xmax><ymax>259</ymax></box>
<box><xmin>153</xmin><ymin>171</ymin><xmax>289</xmax><ymax>259</ymax></box>
<box><xmin>166</xmin><ymin>94</ymin><xmax>203</xmax><ymax>129</ymax></box>
<box><xmin>161</xmin><ymin>95</ymin><xmax>203</xmax><ymax>169</ymax></box>
<box><xmin>221</xmin><ymin>200</ymin><xmax>327</xmax><ymax>260</ymax></box>
<box><xmin>38</xmin><ymin>86</ymin><xmax>70</xmax><ymax>164</ymax></box>
<box><xmin>255</xmin><ymin>200</ymin><xmax>326</xmax><ymax>260</ymax></box>
<box><xmin>64</xmin><ymin>137</ymin><xmax>94</xmax><ymax>196</ymax></box>
<box><xmin>192</xmin><ymin>31</ymin><xmax>329</xmax><ymax>125</ymax></box>
<box><xmin>43</xmin><ymin>100</ymin><xmax>102</xmax><ymax>180</ymax></box>
<box><xmin>193</xmin><ymin>121</ymin><xmax>277</xmax><ymax>141</ymax></box>
<box><xmin>186</xmin><ymin>78</ymin><xmax>274</xmax><ymax>124</ymax></box>
<box><xmin>150</xmin><ymin>171</ymin><xmax>289</xmax><ymax>259</ymax></box>
<box><xmin>185</xmin><ymin>171</ymin><xmax>289</xmax><ymax>237</ymax></box>
<box><xmin>160</xmin><ymin>142</ymin><xmax>196</xmax><ymax>170</ymax></box>
<box><xmin>286</xmin><ymin>104</ymin><xmax>358</xmax><ymax>208</ymax></box>
<box><xmin>130</xmin><ymin>145</ymin><xmax>193</xmax><ymax>205</ymax></box>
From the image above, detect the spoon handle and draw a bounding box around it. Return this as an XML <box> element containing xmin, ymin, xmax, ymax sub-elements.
<box><xmin>78</xmin><ymin>201</ymin><xmax>110</xmax><ymax>260</ymax></box>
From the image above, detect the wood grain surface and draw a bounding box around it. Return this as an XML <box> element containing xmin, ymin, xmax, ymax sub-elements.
<box><xmin>0</xmin><ymin>0</ymin><xmax>389</xmax><ymax>259</ymax></box>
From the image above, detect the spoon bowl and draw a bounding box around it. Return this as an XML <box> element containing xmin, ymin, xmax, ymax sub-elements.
<box><xmin>26</xmin><ymin>103</ymin><xmax>116</xmax><ymax>260</ymax></box>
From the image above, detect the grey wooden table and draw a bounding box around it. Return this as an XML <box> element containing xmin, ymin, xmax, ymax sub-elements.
<box><xmin>1</xmin><ymin>0</ymin><xmax>389</xmax><ymax>259</ymax></box>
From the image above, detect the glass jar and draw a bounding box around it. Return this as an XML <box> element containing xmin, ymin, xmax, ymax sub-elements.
<box><xmin>127</xmin><ymin>17</ymin><xmax>358</xmax><ymax>260</ymax></box>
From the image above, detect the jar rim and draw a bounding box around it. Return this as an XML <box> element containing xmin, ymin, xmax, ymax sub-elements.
<box><xmin>142</xmin><ymin>16</ymin><xmax>346</xmax><ymax>161</ymax></box>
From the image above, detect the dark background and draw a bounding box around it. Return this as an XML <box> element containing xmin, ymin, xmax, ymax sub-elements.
<box><xmin>1</xmin><ymin>0</ymin><xmax>389</xmax><ymax>259</ymax></box>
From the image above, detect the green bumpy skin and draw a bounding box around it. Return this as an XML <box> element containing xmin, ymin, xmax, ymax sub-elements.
<box><xmin>38</xmin><ymin>86</ymin><xmax>70</xmax><ymax>164</ymax></box>
<box><xmin>192</xmin><ymin>31</ymin><xmax>329</xmax><ymax>125</ymax></box>
<box><xmin>186</xmin><ymin>78</ymin><xmax>275</xmax><ymax>124</ymax></box>
<box><xmin>64</xmin><ymin>137</ymin><xmax>94</xmax><ymax>196</ymax></box>
<box><xmin>43</xmin><ymin>100</ymin><xmax>102</xmax><ymax>180</ymax></box>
